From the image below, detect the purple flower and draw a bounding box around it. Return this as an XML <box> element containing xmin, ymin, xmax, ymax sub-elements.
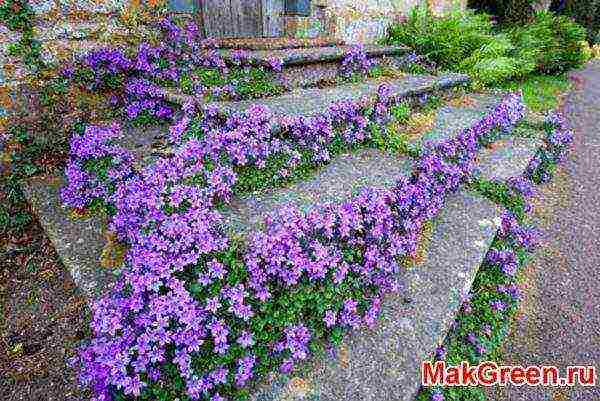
<box><xmin>237</xmin><ymin>331</ymin><xmax>255</xmax><ymax>348</ymax></box>
<box><xmin>434</xmin><ymin>345</ymin><xmax>446</xmax><ymax>360</ymax></box>
<box><xmin>431</xmin><ymin>390</ymin><xmax>444</xmax><ymax>401</ymax></box>
<box><xmin>280</xmin><ymin>358</ymin><xmax>294</xmax><ymax>374</ymax></box>
<box><xmin>323</xmin><ymin>310</ymin><xmax>337</xmax><ymax>327</ymax></box>
<box><xmin>490</xmin><ymin>300</ymin><xmax>507</xmax><ymax>312</ymax></box>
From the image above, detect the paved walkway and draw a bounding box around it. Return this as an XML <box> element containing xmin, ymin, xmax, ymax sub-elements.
<box><xmin>486</xmin><ymin>61</ymin><xmax>600</xmax><ymax>400</ymax></box>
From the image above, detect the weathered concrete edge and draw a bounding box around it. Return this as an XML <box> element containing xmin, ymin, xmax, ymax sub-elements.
<box><xmin>212</xmin><ymin>74</ymin><xmax>471</xmax><ymax>119</ymax></box>
<box><xmin>219</xmin><ymin>44</ymin><xmax>411</xmax><ymax>67</ymax></box>
<box><xmin>21</xmin><ymin>176</ymin><xmax>117</xmax><ymax>300</ymax></box>
<box><xmin>248</xmin><ymin>192</ymin><xmax>503</xmax><ymax>401</ymax></box>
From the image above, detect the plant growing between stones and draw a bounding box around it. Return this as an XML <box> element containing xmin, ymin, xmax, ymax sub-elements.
<box><xmin>61</xmin><ymin>85</ymin><xmax>526</xmax><ymax>400</ymax></box>
<box><xmin>417</xmin><ymin>111</ymin><xmax>573</xmax><ymax>401</ymax></box>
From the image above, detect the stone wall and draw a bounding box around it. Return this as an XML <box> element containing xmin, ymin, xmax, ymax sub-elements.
<box><xmin>284</xmin><ymin>0</ymin><xmax>467</xmax><ymax>44</ymax></box>
<box><xmin>0</xmin><ymin>0</ymin><xmax>166</xmax><ymax>127</ymax></box>
<box><xmin>0</xmin><ymin>0</ymin><xmax>465</xmax><ymax>128</ymax></box>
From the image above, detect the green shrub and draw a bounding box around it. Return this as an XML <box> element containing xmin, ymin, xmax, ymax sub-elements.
<box><xmin>387</xmin><ymin>6</ymin><xmax>494</xmax><ymax>70</ymax></box>
<box><xmin>387</xmin><ymin>7</ymin><xmax>587</xmax><ymax>86</ymax></box>
<box><xmin>459</xmin><ymin>34</ymin><xmax>530</xmax><ymax>85</ymax></box>
<box><xmin>508</xmin><ymin>12</ymin><xmax>588</xmax><ymax>74</ymax></box>
<box><xmin>552</xmin><ymin>0</ymin><xmax>600</xmax><ymax>43</ymax></box>
<box><xmin>468</xmin><ymin>0</ymin><xmax>537</xmax><ymax>24</ymax></box>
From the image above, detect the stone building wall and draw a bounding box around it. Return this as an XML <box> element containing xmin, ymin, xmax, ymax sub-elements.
<box><xmin>0</xmin><ymin>0</ymin><xmax>465</xmax><ymax>126</ymax></box>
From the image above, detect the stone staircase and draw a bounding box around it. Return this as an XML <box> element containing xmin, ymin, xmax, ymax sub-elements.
<box><xmin>22</xmin><ymin>64</ymin><xmax>545</xmax><ymax>401</ymax></box>
<box><xmin>160</xmin><ymin>41</ymin><xmax>413</xmax><ymax>105</ymax></box>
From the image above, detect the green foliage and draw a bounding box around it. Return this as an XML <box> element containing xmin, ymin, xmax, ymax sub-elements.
<box><xmin>390</xmin><ymin>101</ymin><xmax>411</xmax><ymax>124</ymax></box>
<box><xmin>0</xmin><ymin>0</ymin><xmax>34</xmax><ymax>31</ymax></box>
<box><xmin>0</xmin><ymin>1</ymin><xmax>45</xmax><ymax>70</ymax></box>
<box><xmin>469</xmin><ymin>178</ymin><xmax>528</xmax><ymax>220</ymax></box>
<box><xmin>553</xmin><ymin>0</ymin><xmax>600</xmax><ymax>43</ymax></box>
<box><xmin>388</xmin><ymin>6</ymin><xmax>588</xmax><ymax>86</ymax></box>
<box><xmin>468</xmin><ymin>0</ymin><xmax>537</xmax><ymax>24</ymax></box>
<box><xmin>459</xmin><ymin>34</ymin><xmax>527</xmax><ymax>84</ymax></box>
<box><xmin>494</xmin><ymin>74</ymin><xmax>570</xmax><ymax>112</ymax></box>
<box><xmin>229</xmin><ymin>66</ymin><xmax>283</xmax><ymax>100</ymax></box>
<box><xmin>387</xmin><ymin>6</ymin><xmax>494</xmax><ymax>70</ymax></box>
<box><xmin>183</xmin><ymin>66</ymin><xmax>284</xmax><ymax>101</ymax></box>
<box><xmin>509</xmin><ymin>12</ymin><xmax>588</xmax><ymax>74</ymax></box>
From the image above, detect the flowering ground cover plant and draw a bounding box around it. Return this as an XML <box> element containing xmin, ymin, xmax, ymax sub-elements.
<box><xmin>61</xmin><ymin>17</ymin><xmax>285</xmax><ymax>128</ymax></box>
<box><xmin>417</xmin><ymin>111</ymin><xmax>574</xmax><ymax>401</ymax></box>
<box><xmin>60</xmin><ymin>81</ymin><xmax>526</xmax><ymax>401</ymax></box>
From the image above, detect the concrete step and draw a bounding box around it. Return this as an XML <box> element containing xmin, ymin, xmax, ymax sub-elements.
<box><xmin>401</xmin><ymin>93</ymin><xmax>544</xmax><ymax>182</ymax></box>
<box><xmin>219</xmin><ymin>44</ymin><xmax>408</xmax><ymax>67</ymax></box>
<box><xmin>411</xmin><ymin>93</ymin><xmax>504</xmax><ymax>150</ymax></box>
<box><xmin>220</xmin><ymin>148</ymin><xmax>413</xmax><ymax>239</ymax></box>
<box><xmin>158</xmin><ymin>44</ymin><xmax>413</xmax><ymax>103</ymax></box>
<box><xmin>249</xmin><ymin>192</ymin><xmax>502</xmax><ymax>401</ymax></box>
<box><xmin>220</xmin><ymin>44</ymin><xmax>410</xmax><ymax>89</ymax></box>
<box><xmin>212</xmin><ymin>36</ymin><xmax>344</xmax><ymax>50</ymax></box>
<box><xmin>212</xmin><ymin>74</ymin><xmax>470</xmax><ymax>119</ymax></box>
<box><xmin>21</xmin><ymin>83</ymin><xmax>546</xmax><ymax>401</ymax></box>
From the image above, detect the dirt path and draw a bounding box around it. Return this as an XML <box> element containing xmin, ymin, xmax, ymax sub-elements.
<box><xmin>485</xmin><ymin>61</ymin><xmax>600</xmax><ymax>401</ymax></box>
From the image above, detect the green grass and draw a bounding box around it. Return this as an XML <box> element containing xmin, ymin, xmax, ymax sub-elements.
<box><xmin>493</xmin><ymin>74</ymin><xmax>571</xmax><ymax>112</ymax></box>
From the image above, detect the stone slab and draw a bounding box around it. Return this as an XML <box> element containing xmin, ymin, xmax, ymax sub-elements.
<box><xmin>22</xmin><ymin>146</ymin><xmax>412</xmax><ymax>298</ymax></box>
<box><xmin>475</xmin><ymin>135</ymin><xmax>544</xmax><ymax>182</ymax></box>
<box><xmin>20</xmin><ymin>74</ymin><xmax>468</xmax><ymax>299</ymax></box>
<box><xmin>249</xmin><ymin>192</ymin><xmax>502</xmax><ymax>401</ymax></box>
<box><xmin>22</xmin><ymin>175</ymin><xmax>115</xmax><ymax>299</ymax></box>
<box><xmin>213</xmin><ymin>74</ymin><xmax>471</xmax><ymax>119</ymax></box>
<box><xmin>213</xmin><ymin>37</ymin><xmax>344</xmax><ymax>50</ymax></box>
<box><xmin>411</xmin><ymin>93</ymin><xmax>504</xmax><ymax>149</ymax></box>
<box><xmin>20</xmin><ymin>122</ymin><xmax>170</xmax><ymax>299</ymax></box>
<box><xmin>219</xmin><ymin>44</ymin><xmax>409</xmax><ymax>67</ymax></box>
<box><xmin>220</xmin><ymin>148</ymin><xmax>413</xmax><ymax>238</ymax></box>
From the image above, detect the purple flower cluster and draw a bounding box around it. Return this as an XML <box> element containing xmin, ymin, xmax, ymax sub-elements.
<box><xmin>340</xmin><ymin>44</ymin><xmax>376</xmax><ymax>78</ymax></box>
<box><xmin>63</xmin><ymin>87</ymin><xmax>526</xmax><ymax>400</ymax></box>
<box><xmin>60</xmin><ymin>122</ymin><xmax>135</xmax><ymax>210</ymax></box>
<box><xmin>525</xmin><ymin>111</ymin><xmax>574</xmax><ymax>184</ymax></box>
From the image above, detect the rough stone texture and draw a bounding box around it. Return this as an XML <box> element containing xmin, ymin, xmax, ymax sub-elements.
<box><xmin>485</xmin><ymin>60</ymin><xmax>600</xmax><ymax>401</ymax></box>
<box><xmin>217</xmin><ymin>44</ymin><xmax>411</xmax><ymax>90</ymax></box>
<box><xmin>213</xmin><ymin>73</ymin><xmax>470</xmax><ymax>118</ymax></box>
<box><xmin>220</xmin><ymin>148</ymin><xmax>413</xmax><ymax>238</ymax></box>
<box><xmin>249</xmin><ymin>192</ymin><xmax>501</xmax><ymax>401</ymax></box>
<box><xmin>220</xmin><ymin>44</ymin><xmax>409</xmax><ymax>67</ymax></box>
<box><xmin>20</xmin><ymin>123</ymin><xmax>170</xmax><ymax>299</ymax></box>
<box><xmin>19</xmin><ymin>73</ymin><xmax>468</xmax><ymax>296</ymax></box>
<box><xmin>412</xmin><ymin>93</ymin><xmax>503</xmax><ymax>148</ymax></box>
<box><xmin>214</xmin><ymin>37</ymin><xmax>344</xmax><ymax>50</ymax></box>
<box><xmin>475</xmin><ymin>135</ymin><xmax>544</xmax><ymax>182</ymax></box>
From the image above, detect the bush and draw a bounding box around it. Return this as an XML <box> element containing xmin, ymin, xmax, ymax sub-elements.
<box><xmin>508</xmin><ymin>12</ymin><xmax>588</xmax><ymax>74</ymax></box>
<box><xmin>386</xmin><ymin>6</ymin><xmax>494</xmax><ymax>70</ymax></box>
<box><xmin>459</xmin><ymin>34</ymin><xmax>535</xmax><ymax>85</ymax></box>
<box><xmin>387</xmin><ymin>7</ymin><xmax>587</xmax><ymax>86</ymax></box>
<box><xmin>468</xmin><ymin>0</ymin><xmax>536</xmax><ymax>24</ymax></box>
<box><xmin>552</xmin><ymin>0</ymin><xmax>600</xmax><ymax>43</ymax></box>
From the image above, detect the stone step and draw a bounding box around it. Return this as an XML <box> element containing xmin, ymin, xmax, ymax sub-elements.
<box><xmin>476</xmin><ymin>134</ymin><xmax>544</xmax><ymax>182</ymax></box>
<box><xmin>20</xmin><ymin>74</ymin><xmax>468</xmax><ymax>300</ymax></box>
<box><xmin>220</xmin><ymin>148</ymin><xmax>414</xmax><ymax>239</ymax></box>
<box><xmin>219</xmin><ymin>44</ymin><xmax>408</xmax><ymax>68</ymax></box>
<box><xmin>21</xmin><ymin>85</ymin><xmax>546</xmax><ymax>400</ymax></box>
<box><xmin>249</xmin><ymin>192</ymin><xmax>502</xmax><ymax>401</ymax></box>
<box><xmin>21</xmin><ymin>147</ymin><xmax>413</xmax><ymax>299</ymax></box>
<box><xmin>160</xmin><ymin>44</ymin><xmax>412</xmax><ymax>101</ymax></box>
<box><xmin>212</xmin><ymin>74</ymin><xmax>471</xmax><ymax>118</ymax></box>
<box><xmin>412</xmin><ymin>93</ymin><xmax>504</xmax><ymax>149</ymax></box>
<box><xmin>212</xmin><ymin>36</ymin><xmax>344</xmax><ymax>50</ymax></box>
<box><xmin>402</xmin><ymin>93</ymin><xmax>545</xmax><ymax>182</ymax></box>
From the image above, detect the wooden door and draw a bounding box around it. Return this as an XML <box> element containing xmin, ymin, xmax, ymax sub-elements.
<box><xmin>203</xmin><ymin>0</ymin><xmax>281</xmax><ymax>38</ymax></box>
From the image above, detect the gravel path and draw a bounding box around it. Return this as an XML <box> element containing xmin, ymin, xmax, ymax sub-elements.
<box><xmin>485</xmin><ymin>61</ymin><xmax>600</xmax><ymax>400</ymax></box>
